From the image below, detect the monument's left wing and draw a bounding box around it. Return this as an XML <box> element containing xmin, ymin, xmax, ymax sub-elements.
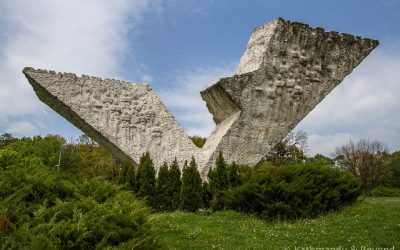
<box><xmin>23</xmin><ymin>68</ymin><xmax>199</xmax><ymax>168</ymax></box>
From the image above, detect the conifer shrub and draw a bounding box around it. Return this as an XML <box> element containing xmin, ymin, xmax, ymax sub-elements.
<box><xmin>227</xmin><ymin>162</ymin><xmax>241</xmax><ymax>188</ymax></box>
<box><xmin>225</xmin><ymin>162</ymin><xmax>362</xmax><ymax>220</ymax></box>
<box><xmin>2</xmin><ymin>192</ymin><xmax>156</xmax><ymax>249</ymax></box>
<box><xmin>156</xmin><ymin>162</ymin><xmax>171</xmax><ymax>211</ymax></box>
<box><xmin>117</xmin><ymin>158</ymin><xmax>137</xmax><ymax>191</ymax></box>
<box><xmin>168</xmin><ymin>159</ymin><xmax>182</xmax><ymax>211</ymax></box>
<box><xmin>201</xmin><ymin>181</ymin><xmax>212</xmax><ymax>209</ymax></box>
<box><xmin>0</xmin><ymin>160</ymin><xmax>158</xmax><ymax>249</ymax></box>
<box><xmin>180</xmin><ymin>158</ymin><xmax>202</xmax><ymax>212</ymax></box>
<box><xmin>136</xmin><ymin>153</ymin><xmax>156</xmax><ymax>208</ymax></box>
<box><xmin>208</xmin><ymin>152</ymin><xmax>229</xmax><ymax>210</ymax></box>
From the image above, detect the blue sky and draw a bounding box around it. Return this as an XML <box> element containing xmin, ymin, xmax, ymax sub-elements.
<box><xmin>0</xmin><ymin>0</ymin><xmax>399</xmax><ymax>156</ymax></box>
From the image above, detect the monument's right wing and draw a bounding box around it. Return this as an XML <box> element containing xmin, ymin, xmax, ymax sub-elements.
<box><xmin>200</xmin><ymin>18</ymin><xmax>379</xmax><ymax>174</ymax></box>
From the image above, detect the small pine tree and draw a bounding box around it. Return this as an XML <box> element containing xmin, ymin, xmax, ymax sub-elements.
<box><xmin>201</xmin><ymin>181</ymin><xmax>212</xmax><ymax>209</ymax></box>
<box><xmin>156</xmin><ymin>162</ymin><xmax>171</xmax><ymax>211</ymax></box>
<box><xmin>208</xmin><ymin>151</ymin><xmax>229</xmax><ymax>210</ymax></box>
<box><xmin>180</xmin><ymin>157</ymin><xmax>202</xmax><ymax>212</ymax></box>
<box><xmin>136</xmin><ymin>153</ymin><xmax>156</xmax><ymax>208</ymax></box>
<box><xmin>117</xmin><ymin>158</ymin><xmax>136</xmax><ymax>191</ymax></box>
<box><xmin>228</xmin><ymin>162</ymin><xmax>241</xmax><ymax>188</ymax></box>
<box><xmin>168</xmin><ymin>158</ymin><xmax>181</xmax><ymax>210</ymax></box>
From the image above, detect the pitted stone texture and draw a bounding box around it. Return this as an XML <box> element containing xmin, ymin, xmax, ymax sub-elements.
<box><xmin>23</xmin><ymin>68</ymin><xmax>202</xmax><ymax>170</ymax></box>
<box><xmin>200</xmin><ymin>18</ymin><xmax>378</xmax><ymax>175</ymax></box>
<box><xmin>24</xmin><ymin>18</ymin><xmax>378</xmax><ymax>177</ymax></box>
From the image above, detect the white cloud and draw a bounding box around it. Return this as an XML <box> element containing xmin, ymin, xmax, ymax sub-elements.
<box><xmin>297</xmin><ymin>50</ymin><xmax>400</xmax><ymax>155</ymax></box>
<box><xmin>5</xmin><ymin>121</ymin><xmax>42</xmax><ymax>137</ymax></box>
<box><xmin>160</xmin><ymin>63</ymin><xmax>236</xmax><ymax>137</ymax></box>
<box><xmin>307</xmin><ymin>133</ymin><xmax>361</xmax><ymax>157</ymax></box>
<box><xmin>0</xmin><ymin>0</ymin><xmax>159</xmax><ymax>134</ymax></box>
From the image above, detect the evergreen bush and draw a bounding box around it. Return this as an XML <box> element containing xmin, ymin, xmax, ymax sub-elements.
<box><xmin>180</xmin><ymin>158</ymin><xmax>202</xmax><ymax>212</ymax></box>
<box><xmin>0</xmin><ymin>163</ymin><xmax>158</xmax><ymax>249</ymax></box>
<box><xmin>225</xmin><ymin>162</ymin><xmax>362</xmax><ymax>220</ymax></box>
<box><xmin>136</xmin><ymin>153</ymin><xmax>156</xmax><ymax>208</ymax></box>
<box><xmin>156</xmin><ymin>162</ymin><xmax>171</xmax><ymax>211</ymax></box>
<box><xmin>227</xmin><ymin>162</ymin><xmax>241</xmax><ymax>188</ymax></box>
<box><xmin>208</xmin><ymin>152</ymin><xmax>229</xmax><ymax>210</ymax></box>
<box><xmin>117</xmin><ymin>158</ymin><xmax>136</xmax><ymax>191</ymax></box>
<box><xmin>201</xmin><ymin>181</ymin><xmax>212</xmax><ymax>209</ymax></box>
<box><xmin>168</xmin><ymin>159</ymin><xmax>182</xmax><ymax>210</ymax></box>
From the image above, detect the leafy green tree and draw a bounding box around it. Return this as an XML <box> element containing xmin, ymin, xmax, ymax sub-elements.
<box><xmin>168</xmin><ymin>158</ymin><xmax>181</xmax><ymax>210</ymax></box>
<box><xmin>265</xmin><ymin>130</ymin><xmax>307</xmax><ymax>166</ymax></box>
<box><xmin>0</xmin><ymin>149</ymin><xmax>19</xmax><ymax>169</ymax></box>
<box><xmin>136</xmin><ymin>153</ymin><xmax>156</xmax><ymax>208</ymax></box>
<box><xmin>208</xmin><ymin>152</ymin><xmax>229</xmax><ymax>210</ymax></box>
<box><xmin>335</xmin><ymin>139</ymin><xmax>390</xmax><ymax>190</ymax></box>
<box><xmin>0</xmin><ymin>133</ymin><xmax>16</xmax><ymax>148</ymax></box>
<box><xmin>4</xmin><ymin>135</ymin><xmax>63</xmax><ymax>168</ymax></box>
<box><xmin>156</xmin><ymin>162</ymin><xmax>171</xmax><ymax>211</ymax></box>
<box><xmin>58</xmin><ymin>143</ymin><xmax>82</xmax><ymax>173</ymax></box>
<box><xmin>190</xmin><ymin>136</ymin><xmax>207</xmax><ymax>148</ymax></box>
<box><xmin>75</xmin><ymin>134</ymin><xmax>117</xmax><ymax>180</ymax></box>
<box><xmin>306</xmin><ymin>154</ymin><xmax>334</xmax><ymax>165</ymax></box>
<box><xmin>180</xmin><ymin>158</ymin><xmax>202</xmax><ymax>212</ymax></box>
<box><xmin>386</xmin><ymin>151</ymin><xmax>400</xmax><ymax>188</ymax></box>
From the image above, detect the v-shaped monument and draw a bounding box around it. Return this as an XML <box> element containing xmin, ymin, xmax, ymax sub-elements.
<box><xmin>23</xmin><ymin>18</ymin><xmax>378</xmax><ymax>177</ymax></box>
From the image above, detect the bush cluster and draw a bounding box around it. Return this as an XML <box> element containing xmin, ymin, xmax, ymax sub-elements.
<box><xmin>0</xmin><ymin>151</ymin><xmax>158</xmax><ymax>249</ymax></box>
<box><xmin>225</xmin><ymin>163</ymin><xmax>362</xmax><ymax>220</ymax></box>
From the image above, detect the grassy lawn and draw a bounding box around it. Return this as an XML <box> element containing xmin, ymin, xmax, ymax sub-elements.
<box><xmin>153</xmin><ymin>197</ymin><xmax>400</xmax><ymax>250</ymax></box>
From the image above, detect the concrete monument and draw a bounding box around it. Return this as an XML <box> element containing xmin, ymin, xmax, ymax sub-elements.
<box><xmin>23</xmin><ymin>18</ymin><xmax>378</xmax><ymax>177</ymax></box>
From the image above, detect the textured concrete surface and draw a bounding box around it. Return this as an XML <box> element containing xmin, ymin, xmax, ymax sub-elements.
<box><xmin>23</xmin><ymin>18</ymin><xmax>378</xmax><ymax>177</ymax></box>
<box><xmin>23</xmin><ymin>69</ymin><xmax>203</xmax><ymax>170</ymax></box>
<box><xmin>200</xmin><ymin>18</ymin><xmax>378</xmax><ymax>176</ymax></box>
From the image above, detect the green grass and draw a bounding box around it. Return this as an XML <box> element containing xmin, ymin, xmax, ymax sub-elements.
<box><xmin>153</xmin><ymin>197</ymin><xmax>400</xmax><ymax>250</ymax></box>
